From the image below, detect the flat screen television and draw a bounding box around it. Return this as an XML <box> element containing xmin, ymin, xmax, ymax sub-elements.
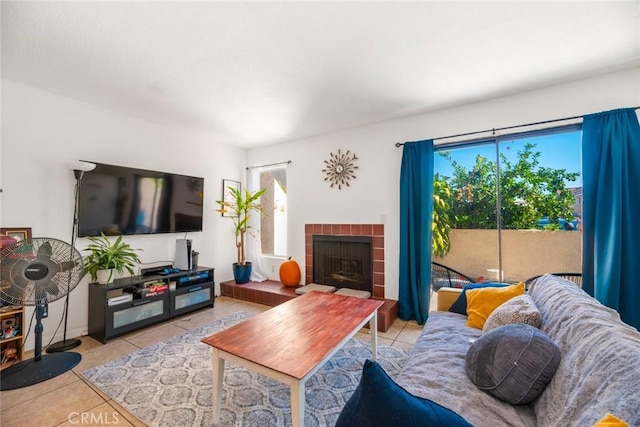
<box><xmin>78</xmin><ymin>162</ymin><xmax>204</xmax><ymax>237</ymax></box>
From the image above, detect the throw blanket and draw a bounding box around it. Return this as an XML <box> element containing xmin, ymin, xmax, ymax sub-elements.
<box><xmin>529</xmin><ymin>275</ymin><xmax>640</xmax><ymax>426</ymax></box>
<box><xmin>395</xmin><ymin>274</ymin><xmax>640</xmax><ymax>426</ymax></box>
<box><xmin>395</xmin><ymin>311</ymin><xmax>536</xmax><ymax>427</ymax></box>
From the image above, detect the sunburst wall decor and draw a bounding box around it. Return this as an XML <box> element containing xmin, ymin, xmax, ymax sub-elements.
<box><xmin>322</xmin><ymin>149</ymin><xmax>358</xmax><ymax>189</ymax></box>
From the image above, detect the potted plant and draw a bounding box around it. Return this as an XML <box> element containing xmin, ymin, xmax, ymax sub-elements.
<box><xmin>83</xmin><ymin>233</ymin><xmax>142</xmax><ymax>284</ymax></box>
<box><xmin>216</xmin><ymin>185</ymin><xmax>266</xmax><ymax>284</ymax></box>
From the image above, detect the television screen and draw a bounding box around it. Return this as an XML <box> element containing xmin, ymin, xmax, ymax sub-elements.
<box><xmin>78</xmin><ymin>162</ymin><xmax>204</xmax><ymax>237</ymax></box>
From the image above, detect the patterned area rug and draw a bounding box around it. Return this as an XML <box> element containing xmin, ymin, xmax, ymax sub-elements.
<box><xmin>82</xmin><ymin>312</ymin><xmax>410</xmax><ymax>427</ymax></box>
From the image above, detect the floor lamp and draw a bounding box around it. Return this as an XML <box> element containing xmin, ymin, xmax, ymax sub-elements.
<box><xmin>47</xmin><ymin>160</ymin><xmax>96</xmax><ymax>353</ymax></box>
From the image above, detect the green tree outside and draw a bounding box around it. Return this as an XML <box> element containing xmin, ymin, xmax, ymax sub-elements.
<box><xmin>432</xmin><ymin>175</ymin><xmax>452</xmax><ymax>258</ymax></box>
<box><xmin>432</xmin><ymin>142</ymin><xmax>579</xmax><ymax>256</ymax></box>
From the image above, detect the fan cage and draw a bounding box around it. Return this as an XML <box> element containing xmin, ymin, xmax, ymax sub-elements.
<box><xmin>0</xmin><ymin>238</ymin><xmax>83</xmax><ymax>306</ymax></box>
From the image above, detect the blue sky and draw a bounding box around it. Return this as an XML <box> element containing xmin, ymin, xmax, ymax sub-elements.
<box><xmin>434</xmin><ymin>129</ymin><xmax>582</xmax><ymax>187</ymax></box>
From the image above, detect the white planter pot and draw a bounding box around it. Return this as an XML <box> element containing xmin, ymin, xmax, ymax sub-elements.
<box><xmin>96</xmin><ymin>269</ymin><xmax>116</xmax><ymax>285</ymax></box>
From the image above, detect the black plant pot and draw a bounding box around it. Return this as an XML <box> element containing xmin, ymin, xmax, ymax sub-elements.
<box><xmin>233</xmin><ymin>262</ymin><xmax>252</xmax><ymax>284</ymax></box>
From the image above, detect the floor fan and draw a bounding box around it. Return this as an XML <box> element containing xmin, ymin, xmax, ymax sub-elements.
<box><xmin>0</xmin><ymin>237</ymin><xmax>83</xmax><ymax>391</ymax></box>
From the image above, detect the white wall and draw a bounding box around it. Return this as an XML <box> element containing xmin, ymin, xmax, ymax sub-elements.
<box><xmin>1</xmin><ymin>79</ymin><xmax>246</xmax><ymax>350</ymax></box>
<box><xmin>248</xmin><ymin>67</ymin><xmax>640</xmax><ymax>301</ymax></box>
<box><xmin>2</xmin><ymin>67</ymin><xmax>638</xmax><ymax>349</ymax></box>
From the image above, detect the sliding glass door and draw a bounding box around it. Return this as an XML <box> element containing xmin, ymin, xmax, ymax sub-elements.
<box><xmin>433</xmin><ymin>141</ymin><xmax>500</xmax><ymax>282</ymax></box>
<box><xmin>432</xmin><ymin>126</ymin><xmax>582</xmax><ymax>285</ymax></box>
<box><xmin>498</xmin><ymin>129</ymin><xmax>582</xmax><ymax>282</ymax></box>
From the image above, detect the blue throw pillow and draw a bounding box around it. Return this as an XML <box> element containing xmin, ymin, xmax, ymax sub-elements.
<box><xmin>449</xmin><ymin>282</ymin><xmax>506</xmax><ymax>315</ymax></box>
<box><xmin>335</xmin><ymin>360</ymin><xmax>472</xmax><ymax>427</ymax></box>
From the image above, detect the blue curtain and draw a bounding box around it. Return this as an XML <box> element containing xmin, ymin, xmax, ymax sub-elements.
<box><xmin>582</xmin><ymin>108</ymin><xmax>640</xmax><ymax>330</ymax></box>
<box><xmin>399</xmin><ymin>140</ymin><xmax>434</xmax><ymax>324</ymax></box>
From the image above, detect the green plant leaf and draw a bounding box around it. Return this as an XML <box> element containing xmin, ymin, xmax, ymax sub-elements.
<box><xmin>82</xmin><ymin>233</ymin><xmax>142</xmax><ymax>282</ymax></box>
<box><xmin>215</xmin><ymin>186</ymin><xmax>266</xmax><ymax>265</ymax></box>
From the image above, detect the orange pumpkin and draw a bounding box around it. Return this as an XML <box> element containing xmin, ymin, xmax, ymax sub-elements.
<box><xmin>279</xmin><ymin>257</ymin><xmax>301</xmax><ymax>287</ymax></box>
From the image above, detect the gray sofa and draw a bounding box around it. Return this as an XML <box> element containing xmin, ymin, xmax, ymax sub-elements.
<box><xmin>395</xmin><ymin>274</ymin><xmax>640</xmax><ymax>426</ymax></box>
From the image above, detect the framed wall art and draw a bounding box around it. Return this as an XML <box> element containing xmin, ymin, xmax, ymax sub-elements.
<box><xmin>0</xmin><ymin>227</ymin><xmax>32</xmax><ymax>250</ymax></box>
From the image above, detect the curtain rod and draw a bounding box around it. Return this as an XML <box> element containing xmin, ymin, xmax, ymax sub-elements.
<box><xmin>246</xmin><ymin>160</ymin><xmax>292</xmax><ymax>170</ymax></box>
<box><xmin>394</xmin><ymin>106</ymin><xmax>640</xmax><ymax>147</ymax></box>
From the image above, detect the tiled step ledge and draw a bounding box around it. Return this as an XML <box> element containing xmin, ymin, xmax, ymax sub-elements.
<box><xmin>220</xmin><ymin>279</ymin><xmax>398</xmax><ymax>332</ymax></box>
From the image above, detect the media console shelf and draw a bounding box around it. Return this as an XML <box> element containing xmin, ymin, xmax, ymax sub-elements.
<box><xmin>88</xmin><ymin>266</ymin><xmax>214</xmax><ymax>343</ymax></box>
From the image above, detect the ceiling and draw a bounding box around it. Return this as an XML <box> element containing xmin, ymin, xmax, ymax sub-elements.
<box><xmin>2</xmin><ymin>1</ymin><xmax>639</xmax><ymax>148</ymax></box>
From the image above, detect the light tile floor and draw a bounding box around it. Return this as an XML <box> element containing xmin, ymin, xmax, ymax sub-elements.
<box><xmin>0</xmin><ymin>296</ymin><xmax>424</xmax><ymax>427</ymax></box>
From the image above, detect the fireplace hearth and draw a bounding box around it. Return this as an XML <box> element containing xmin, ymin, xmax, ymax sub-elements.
<box><xmin>313</xmin><ymin>235</ymin><xmax>372</xmax><ymax>293</ymax></box>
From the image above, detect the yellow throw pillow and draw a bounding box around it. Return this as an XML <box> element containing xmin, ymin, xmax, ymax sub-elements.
<box><xmin>465</xmin><ymin>282</ymin><xmax>525</xmax><ymax>329</ymax></box>
<box><xmin>593</xmin><ymin>414</ymin><xmax>629</xmax><ymax>427</ymax></box>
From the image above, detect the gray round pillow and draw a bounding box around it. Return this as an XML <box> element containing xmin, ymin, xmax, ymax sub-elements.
<box><xmin>465</xmin><ymin>323</ymin><xmax>561</xmax><ymax>405</ymax></box>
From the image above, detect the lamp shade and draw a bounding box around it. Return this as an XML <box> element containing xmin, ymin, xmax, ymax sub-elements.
<box><xmin>74</xmin><ymin>160</ymin><xmax>96</xmax><ymax>172</ymax></box>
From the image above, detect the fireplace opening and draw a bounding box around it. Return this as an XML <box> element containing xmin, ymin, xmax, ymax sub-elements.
<box><xmin>312</xmin><ymin>235</ymin><xmax>372</xmax><ymax>293</ymax></box>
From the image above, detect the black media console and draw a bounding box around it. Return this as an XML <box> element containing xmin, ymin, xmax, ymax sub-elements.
<box><xmin>88</xmin><ymin>266</ymin><xmax>215</xmax><ymax>343</ymax></box>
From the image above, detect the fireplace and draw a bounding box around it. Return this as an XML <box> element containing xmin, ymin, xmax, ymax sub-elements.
<box><xmin>313</xmin><ymin>235</ymin><xmax>372</xmax><ymax>293</ymax></box>
<box><xmin>305</xmin><ymin>224</ymin><xmax>385</xmax><ymax>298</ymax></box>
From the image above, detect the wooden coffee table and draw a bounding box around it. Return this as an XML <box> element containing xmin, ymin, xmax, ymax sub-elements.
<box><xmin>201</xmin><ymin>291</ymin><xmax>384</xmax><ymax>427</ymax></box>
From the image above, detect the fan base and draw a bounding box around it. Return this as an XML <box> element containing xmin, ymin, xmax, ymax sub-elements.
<box><xmin>0</xmin><ymin>352</ymin><xmax>81</xmax><ymax>391</ymax></box>
<box><xmin>46</xmin><ymin>338</ymin><xmax>82</xmax><ymax>353</ymax></box>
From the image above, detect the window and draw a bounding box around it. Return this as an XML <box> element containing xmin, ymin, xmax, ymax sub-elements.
<box><xmin>432</xmin><ymin>126</ymin><xmax>582</xmax><ymax>282</ymax></box>
<box><xmin>259</xmin><ymin>167</ymin><xmax>287</xmax><ymax>256</ymax></box>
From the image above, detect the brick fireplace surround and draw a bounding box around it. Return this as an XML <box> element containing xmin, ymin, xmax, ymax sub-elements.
<box><xmin>220</xmin><ymin>223</ymin><xmax>398</xmax><ymax>331</ymax></box>
<box><xmin>305</xmin><ymin>223</ymin><xmax>385</xmax><ymax>298</ymax></box>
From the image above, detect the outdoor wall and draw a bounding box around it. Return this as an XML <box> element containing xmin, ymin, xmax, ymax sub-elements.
<box><xmin>248</xmin><ymin>67</ymin><xmax>640</xmax><ymax>300</ymax></box>
<box><xmin>0</xmin><ymin>79</ymin><xmax>246</xmax><ymax>350</ymax></box>
<box><xmin>436</xmin><ymin>229</ymin><xmax>582</xmax><ymax>282</ymax></box>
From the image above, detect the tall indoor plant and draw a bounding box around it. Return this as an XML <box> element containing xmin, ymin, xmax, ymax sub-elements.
<box><xmin>83</xmin><ymin>233</ymin><xmax>142</xmax><ymax>284</ymax></box>
<box><xmin>216</xmin><ymin>185</ymin><xmax>265</xmax><ymax>284</ymax></box>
